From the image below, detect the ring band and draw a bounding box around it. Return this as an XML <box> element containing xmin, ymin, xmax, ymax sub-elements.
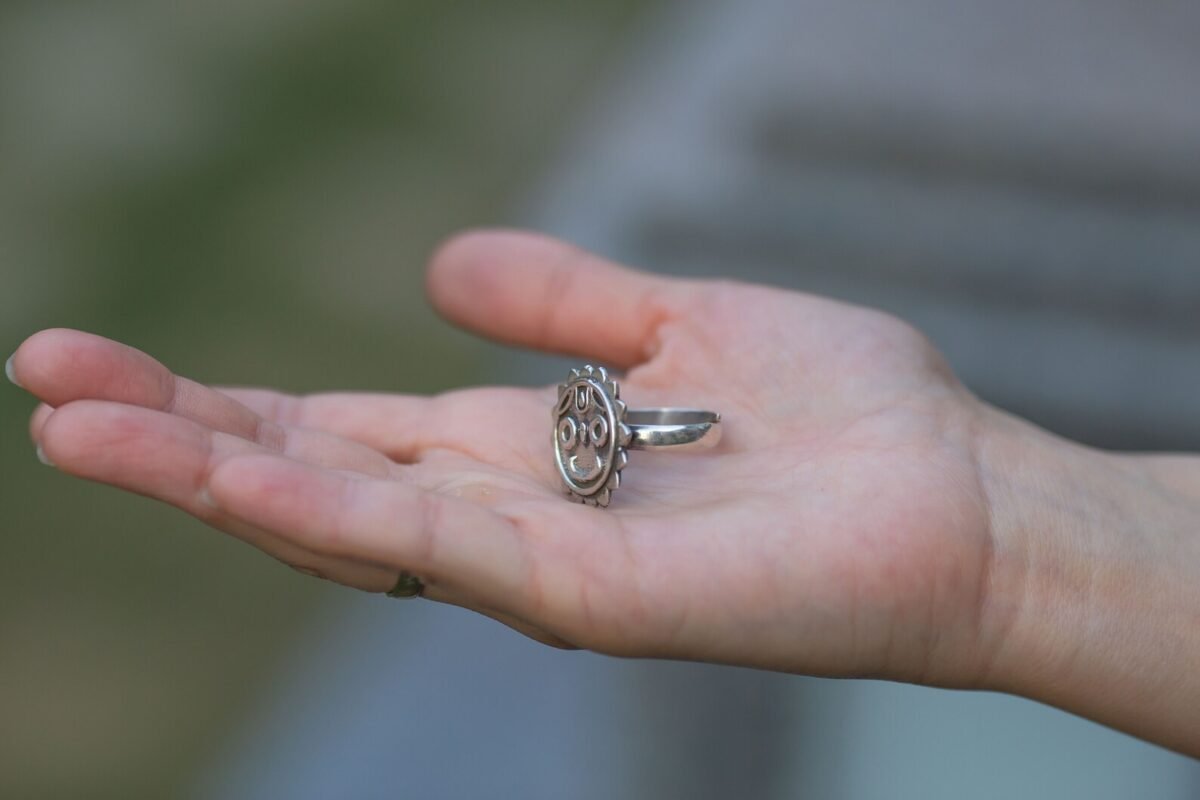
<box><xmin>626</xmin><ymin>408</ymin><xmax>722</xmax><ymax>451</ymax></box>
<box><xmin>387</xmin><ymin>571</ymin><xmax>425</xmax><ymax>599</ymax></box>
<box><xmin>553</xmin><ymin>366</ymin><xmax>721</xmax><ymax>507</ymax></box>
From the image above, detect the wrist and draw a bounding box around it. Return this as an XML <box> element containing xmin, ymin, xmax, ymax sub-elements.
<box><xmin>972</xmin><ymin>405</ymin><xmax>1200</xmax><ymax>755</ymax></box>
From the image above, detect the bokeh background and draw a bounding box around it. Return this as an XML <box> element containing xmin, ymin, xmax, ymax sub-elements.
<box><xmin>3</xmin><ymin>0</ymin><xmax>1200</xmax><ymax>797</ymax></box>
<box><xmin>0</xmin><ymin>2</ymin><xmax>645</xmax><ymax>796</ymax></box>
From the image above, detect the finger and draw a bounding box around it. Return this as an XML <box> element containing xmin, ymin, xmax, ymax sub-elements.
<box><xmin>13</xmin><ymin>328</ymin><xmax>241</xmax><ymax>424</ymax></box>
<box><xmin>207</xmin><ymin>453</ymin><xmax>532</xmax><ymax>613</ymax></box>
<box><xmin>38</xmin><ymin>400</ymin><xmax>396</xmax><ymax>590</ymax></box>
<box><xmin>426</xmin><ymin>229</ymin><xmax>689</xmax><ymax>369</ymax></box>
<box><xmin>29</xmin><ymin>402</ymin><xmax>53</xmax><ymax>442</ymax></box>
<box><xmin>216</xmin><ymin>387</ymin><xmax>435</xmax><ymax>462</ymax></box>
<box><xmin>216</xmin><ymin>386</ymin><xmax>551</xmax><ymax>473</ymax></box>
<box><xmin>15</xmin><ymin>329</ymin><xmax>393</xmax><ymax>476</ymax></box>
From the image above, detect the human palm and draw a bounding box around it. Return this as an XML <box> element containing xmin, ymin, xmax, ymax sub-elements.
<box><xmin>13</xmin><ymin>231</ymin><xmax>995</xmax><ymax>686</ymax></box>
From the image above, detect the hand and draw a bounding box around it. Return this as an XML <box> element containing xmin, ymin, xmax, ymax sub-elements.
<box><xmin>10</xmin><ymin>229</ymin><xmax>995</xmax><ymax>676</ymax></box>
<box><xmin>11</xmin><ymin>230</ymin><xmax>1199</xmax><ymax>755</ymax></box>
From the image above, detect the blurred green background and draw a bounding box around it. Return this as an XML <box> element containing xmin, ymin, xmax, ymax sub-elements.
<box><xmin>0</xmin><ymin>2</ymin><xmax>649</xmax><ymax>796</ymax></box>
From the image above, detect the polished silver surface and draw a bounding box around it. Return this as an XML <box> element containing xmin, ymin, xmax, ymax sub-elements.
<box><xmin>626</xmin><ymin>409</ymin><xmax>722</xmax><ymax>451</ymax></box>
<box><xmin>552</xmin><ymin>366</ymin><xmax>721</xmax><ymax>507</ymax></box>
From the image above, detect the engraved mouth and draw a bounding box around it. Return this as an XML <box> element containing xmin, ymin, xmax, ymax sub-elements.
<box><xmin>568</xmin><ymin>454</ymin><xmax>604</xmax><ymax>482</ymax></box>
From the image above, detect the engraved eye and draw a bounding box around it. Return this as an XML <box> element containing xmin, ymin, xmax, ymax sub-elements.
<box><xmin>589</xmin><ymin>416</ymin><xmax>609</xmax><ymax>448</ymax></box>
<box><xmin>558</xmin><ymin>417</ymin><xmax>578</xmax><ymax>450</ymax></box>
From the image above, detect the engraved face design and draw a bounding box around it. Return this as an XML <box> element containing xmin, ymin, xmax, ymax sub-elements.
<box><xmin>553</xmin><ymin>366</ymin><xmax>629</xmax><ymax>506</ymax></box>
<box><xmin>555</xmin><ymin>380</ymin><xmax>615</xmax><ymax>490</ymax></box>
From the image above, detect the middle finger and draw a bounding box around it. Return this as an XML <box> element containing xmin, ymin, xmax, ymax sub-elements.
<box><xmin>15</xmin><ymin>329</ymin><xmax>393</xmax><ymax>477</ymax></box>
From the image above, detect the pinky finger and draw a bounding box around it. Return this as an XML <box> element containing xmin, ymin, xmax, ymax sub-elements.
<box><xmin>206</xmin><ymin>454</ymin><xmax>534</xmax><ymax>615</ymax></box>
<box><xmin>38</xmin><ymin>400</ymin><xmax>394</xmax><ymax>592</ymax></box>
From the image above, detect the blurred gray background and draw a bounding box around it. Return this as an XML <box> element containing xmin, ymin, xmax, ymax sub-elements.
<box><xmin>2</xmin><ymin>0</ymin><xmax>1198</xmax><ymax>797</ymax></box>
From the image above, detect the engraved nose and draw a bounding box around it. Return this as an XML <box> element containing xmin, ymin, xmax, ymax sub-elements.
<box><xmin>579</xmin><ymin>425</ymin><xmax>590</xmax><ymax>446</ymax></box>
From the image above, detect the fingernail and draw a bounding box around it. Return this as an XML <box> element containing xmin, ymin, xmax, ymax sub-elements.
<box><xmin>5</xmin><ymin>354</ymin><xmax>20</xmax><ymax>388</ymax></box>
<box><xmin>36</xmin><ymin>443</ymin><xmax>54</xmax><ymax>467</ymax></box>
<box><xmin>198</xmin><ymin>488</ymin><xmax>217</xmax><ymax>509</ymax></box>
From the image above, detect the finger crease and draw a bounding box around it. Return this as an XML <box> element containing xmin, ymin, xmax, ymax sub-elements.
<box><xmin>162</xmin><ymin>373</ymin><xmax>180</xmax><ymax>415</ymax></box>
<box><xmin>195</xmin><ymin>430</ymin><xmax>220</xmax><ymax>506</ymax></box>
<box><xmin>413</xmin><ymin>489</ymin><xmax>442</xmax><ymax>569</ymax></box>
<box><xmin>254</xmin><ymin>419</ymin><xmax>288</xmax><ymax>453</ymax></box>
<box><xmin>274</xmin><ymin>393</ymin><xmax>305</xmax><ymax>428</ymax></box>
<box><xmin>633</xmin><ymin>284</ymin><xmax>682</xmax><ymax>364</ymax></box>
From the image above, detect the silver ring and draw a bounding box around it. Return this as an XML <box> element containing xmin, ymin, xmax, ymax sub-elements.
<box><xmin>552</xmin><ymin>365</ymin><xmax>721</xmax><ymax>507</ymax></box>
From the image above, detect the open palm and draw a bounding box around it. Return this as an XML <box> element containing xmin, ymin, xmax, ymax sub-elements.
<box><xmin>14</xmin><ymin>231</ymin><xmax>997</xmax><ymax>686</ymax></box>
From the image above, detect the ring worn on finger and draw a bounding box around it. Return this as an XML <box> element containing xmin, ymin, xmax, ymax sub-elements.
<box><xmin>387</xmin><ymin>570</ymin><xmax>425</xmax><ymax>599</ymax></box>
<box><xmin>553</xmin><ymin>365</ymin><xmax>721</xmax><ymax>507</ymax></box>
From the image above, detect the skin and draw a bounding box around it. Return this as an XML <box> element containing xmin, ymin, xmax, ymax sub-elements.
<box><xmin>9</xmin><ymin>229</ymin><xmax>1200</xmax><ymax>757</ymax></box>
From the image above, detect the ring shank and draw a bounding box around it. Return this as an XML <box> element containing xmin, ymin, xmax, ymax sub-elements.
<box><xmin>626</xmin><ymin>408</ymin><xmax>721</xmax><ymax>450</ymax></box>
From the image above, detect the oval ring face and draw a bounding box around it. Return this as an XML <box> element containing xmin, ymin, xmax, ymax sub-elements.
<box><xmin>552</xmin><ymin>365</ymin><xmax>631</xmax><ymax>507</ymax></box>
<box><xmin>553</xmin><ymin>376</ymin><xmax>618</xmax><ymax>497</ymax></box>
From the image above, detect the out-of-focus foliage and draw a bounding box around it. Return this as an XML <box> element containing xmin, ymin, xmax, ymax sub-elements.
<box><xmin>0</xmin><ymin>1</ymin><xmax>648</xmax><ymax>796</ymax></box>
